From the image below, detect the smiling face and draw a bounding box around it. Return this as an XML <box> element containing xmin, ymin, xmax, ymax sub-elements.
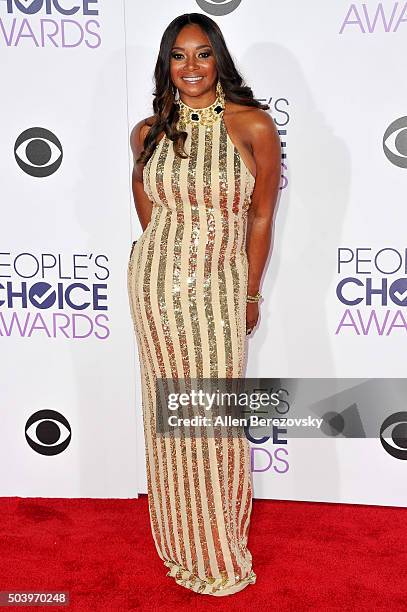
<box><xmin>170</xmin><ymin>24</ymin><xmax>218</xmax><ymax>107</ymax></box>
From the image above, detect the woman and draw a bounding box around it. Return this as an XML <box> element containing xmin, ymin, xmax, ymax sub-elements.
<box><xmin>127</xmin><ymin>13</ymin><xmax>280</xmax><ymax>596</ymax></box>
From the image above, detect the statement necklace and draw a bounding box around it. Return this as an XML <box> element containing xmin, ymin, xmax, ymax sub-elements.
<box><xmin>176</xmin><ymin>95</ymin><xmax>225</xmax><ymax>129</ymax></box>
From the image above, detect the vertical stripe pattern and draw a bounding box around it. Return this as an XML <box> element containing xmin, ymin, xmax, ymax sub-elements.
<box><xmin>128</xmin><ymin>115</ymin><xmax>256</xmax><ymax>596</ymax></box>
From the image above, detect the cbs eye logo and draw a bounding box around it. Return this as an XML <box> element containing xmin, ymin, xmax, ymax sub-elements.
<box><xmin>195</xmin><ymin>0</ymin><xmax>242</xmax><ymax>16</ymax></box>
<box><xmin>383</xmin><ymin>116</ymin><xmax>407</xmax><ymax>169</ymax></box>
<box><xmin>380</xmin><ymin>411</ymin><xmax>407</xmax><ymax>460</ymax></box>
<box><xmin>14</xmin><ymin>127</ymin><xmax>63</xmax><ymax>177</ymax></box>
<box><xmin>25</xmin><ymin>409</ymin><xmax>71</xmax><ymax>456</ymax></box>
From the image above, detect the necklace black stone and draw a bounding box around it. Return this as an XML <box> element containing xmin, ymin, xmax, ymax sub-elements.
<box><xmin>176</xmin><ymin>96</ymin><xmax>225</xmax><ymax>128</ymax></box>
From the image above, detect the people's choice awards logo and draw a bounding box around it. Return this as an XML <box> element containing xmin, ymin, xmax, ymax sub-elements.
<box><xmin>0</xmin><ymin>251</ymin><xmax>111</xmax><ymax>340</ymax></box>
<box><xmin>14</xmin><ymin>127</ymin><xmax>63</xmax><ymax>177</ymax></box>
<box><xmin>339</xmin><ymin>2</ymin><xmax>407</xmax><ymax>34</ymax></box>
<box><xmin>0</xmin><ymin>0</ymin><xmax>101</xmax><ymax>48</ymax></box>
<box><xmin>335</xmin><ymin>247</ymin><xmax>407</xmax><ymax>336</ymax></box>
<box><xmin>25</xmin><ymin>409</ymin><xmax>72</xmax><ymax>456</ymax></box>
<box><xmin>383</xmin><ymin>117</ymin><xmax>407</xmax><ymax>169</ymax></box>
<box><xmin>195</xmin><ymin>0</ymin><xmax>242</xmax><ymax>16</ymax></box>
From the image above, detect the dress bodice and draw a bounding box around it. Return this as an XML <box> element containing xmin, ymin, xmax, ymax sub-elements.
<box><xmin>142</xmin><ymin>116</ymin><xmax>255</xmax><ymax>218</ymax></box>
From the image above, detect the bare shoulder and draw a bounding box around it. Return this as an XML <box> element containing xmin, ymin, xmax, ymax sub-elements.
<box><xmin>130</xmin><ymin>115</ymin><xmax>155</xmax><ymax>156</ymax></box>
<box><xmin>225</xmin><ymin>102</ymin><xmax>279</xmax><ymax>145</ymax></box>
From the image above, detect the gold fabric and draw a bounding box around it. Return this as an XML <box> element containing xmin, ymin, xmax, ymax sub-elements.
<box><xmin>127</xmin><ymin>113</ymin><xmax>256</xmax><ymax>596</ymax></box>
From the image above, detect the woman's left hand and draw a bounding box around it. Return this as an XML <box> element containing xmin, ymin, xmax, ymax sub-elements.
<box><xmin>246</xmin><ymin>302</ymin><xmax>259</xmax><ymax>335</ymax></box>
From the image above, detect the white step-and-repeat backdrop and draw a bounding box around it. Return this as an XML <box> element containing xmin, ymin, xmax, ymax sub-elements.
<box><xmin>1</xmin><ymin>0</ymin><xmax>406</xmax><ymax>505</ymax></box>
<box><xmin>0</xmin><ymin>0</ymin><xmax>139</xmax><ymax>497</ymax></box>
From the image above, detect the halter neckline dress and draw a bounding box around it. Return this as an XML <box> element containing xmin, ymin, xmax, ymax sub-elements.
<box><xmin>127</xmin><ymin>106</ymin><xmax>257</xmax><ymax>596</ymax></box>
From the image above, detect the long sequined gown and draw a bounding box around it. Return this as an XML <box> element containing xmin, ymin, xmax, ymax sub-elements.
<box><xmin>127</xmin><ymin>110</ymin><xmax>257</xmax><ymax>596</ymax></box>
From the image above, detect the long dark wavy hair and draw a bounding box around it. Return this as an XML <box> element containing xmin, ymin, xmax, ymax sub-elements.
<box><xmin>137</xmin><ymin>13</ymin><xmax>269</xmax><ymax>165</ymax></box>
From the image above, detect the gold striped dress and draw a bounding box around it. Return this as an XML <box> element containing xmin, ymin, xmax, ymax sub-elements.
<box><xmin>127</xmin><ymin>108</ymin><xmax>257</xmax><ymax>596</ymax></box>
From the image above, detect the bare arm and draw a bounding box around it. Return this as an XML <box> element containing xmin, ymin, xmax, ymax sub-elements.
<box><xmin>245</xmin><ymin>110</ymin><xmax>281</xmax><ymax>331</ymax></box>
<box><xmin>130</xmin><ymin>118</ymin><xmax>155</xmax><ymax>231</ymax></box>
<box><xmin>246</xmin><ymin>111</ymin><xmax>281</xmax><ymax>292</ymax></box>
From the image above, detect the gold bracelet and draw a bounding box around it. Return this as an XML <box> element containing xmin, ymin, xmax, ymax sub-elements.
<box><xmin>246</xmin><ymin>291</ymin><xmax>262</xmax><ymax>303</ymax></box>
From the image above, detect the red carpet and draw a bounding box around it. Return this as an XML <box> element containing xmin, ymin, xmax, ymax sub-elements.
<box><xmin>0</xmin><ymin>495</ymin><xmax>405</xmax><ymax>611</ymax></box>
